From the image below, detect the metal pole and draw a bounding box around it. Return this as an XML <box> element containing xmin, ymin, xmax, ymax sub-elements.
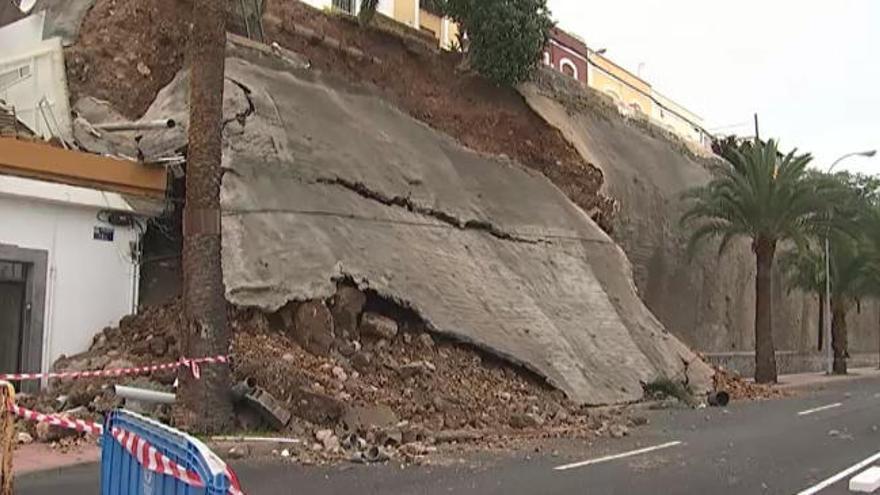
<box><xmin>824</xmin><ymin>236</ymin><xmax>833</xmax><ymax>375</ymax></box>
<box><xmin>754</xmin><ymin>113</ymin><xmax>760</xmax><ymax>142</ymax></box>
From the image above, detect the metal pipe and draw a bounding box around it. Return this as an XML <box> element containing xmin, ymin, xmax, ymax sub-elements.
<box><xmin>114</xmin><ymin>385</ymin><xmax>176</xmax><ymax>404</ymax></box>
<box><xmin>707</xmin><ymin>390</ymin><xmax>730</xmax><ymax>407</ymax></box>
<box><xmin>93</xmin><ymin>119</ymin><xmax>176</xmax><ymax>132</ymax></box>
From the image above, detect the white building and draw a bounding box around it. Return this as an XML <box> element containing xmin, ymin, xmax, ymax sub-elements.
<box><xmin>0</xmin><ymin>172</ymin><xmax>161</xmax><ymax>382</ymax></box>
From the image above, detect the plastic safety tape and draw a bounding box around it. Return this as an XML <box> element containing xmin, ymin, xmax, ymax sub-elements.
<box><xmin>111</xmin><ymin>426</ymin><xmax>205</xmax><ymax>488</ymax></box>
<box><xmin>111</xmin><ymin>427</ymin><xmax>246</xmax><ymax>494</ymax></box>
<box><xmin>0</xmin><ymin>355</ymin><xmax>229</xmax><ymax>382</ymax></box>
<box><xmin>7</xmin><ymin>403</ymin><xmax>104</xmax><ymax>436</ymax></box>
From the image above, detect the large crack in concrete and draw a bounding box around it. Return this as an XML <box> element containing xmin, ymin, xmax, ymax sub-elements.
<box><xmin>316</xmin><ymin>176</ymin><xmax>547</xmax><ymax>245</ymax></box>
<box><xmin>223</xmin><ymin>78</ymin><xmax>256</xmax><ymax>132</ymax></box>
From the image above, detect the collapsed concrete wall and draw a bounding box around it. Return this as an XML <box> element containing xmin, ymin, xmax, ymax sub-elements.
<box><xmin>86</xmin><ymin>40</ymin><xmax>712</xmax><ymax>405</ymax></box>
<box><xmin>520</xmin><ymin>70</ymin><xmax>879</xmax><ymax>373</ymax></box>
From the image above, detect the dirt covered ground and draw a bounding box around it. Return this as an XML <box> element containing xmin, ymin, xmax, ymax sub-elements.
<box><xmin>65</xmin><ymin>0</ymin><xmax>613</xmax><ymax>227</ymax></box>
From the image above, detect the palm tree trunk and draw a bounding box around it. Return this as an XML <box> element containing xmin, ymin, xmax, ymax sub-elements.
<box><xmin>831</xmin><ymin>298</ymin><xmax>848</xmax><ymax>375</ymax></box>
<box><xmin>177</xmin><ymin>0</ymin><xmax>234</xmax><ymax>433</ymax></box>
<box><xmin>754</xmin><ymin>238</ymin><xmax>778</xmax><ymax>383</ymax></box>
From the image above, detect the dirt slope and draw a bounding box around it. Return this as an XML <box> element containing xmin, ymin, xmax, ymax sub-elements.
<box><xmin>63</xmin><ymin>0</ymin><xmax>613</xmax><ymax>227</ymax></box>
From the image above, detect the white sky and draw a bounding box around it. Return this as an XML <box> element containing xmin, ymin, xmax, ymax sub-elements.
<box><xmin>548</xmin><ymin>0</ymin><xmax>880</xmax><ymax>175</ymax></box>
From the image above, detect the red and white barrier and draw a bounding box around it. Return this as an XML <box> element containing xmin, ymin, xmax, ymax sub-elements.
<box><xmin>0</xmin><ymin>355</ymin><xmax>228</xmax><ymax>382</ymax></box>
<box><xmin>7</xmin><ymin>403</ymin><xmax>104</xmax><ymax>436</ymax></box>
<box><xmin>111</xmin><ymin>426</ymin><xmax>205</xmax><ymax>489</ymax></box>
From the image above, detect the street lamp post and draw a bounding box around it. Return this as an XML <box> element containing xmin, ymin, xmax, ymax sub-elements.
<box><xmin>823</xmin><ymin>150</ymin><xmax>876</xmax><ymax>375</ymax></box>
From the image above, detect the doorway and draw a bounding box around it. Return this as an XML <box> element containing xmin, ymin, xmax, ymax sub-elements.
<box><xmin>0</xmin><ymin>270</ymin><xmax>26</xmax><ymax>375</ymax></box>
<box><xmin>0</xmin><ymin>245</ymin><xmax>47</xmax><ymax>392</ymax></box>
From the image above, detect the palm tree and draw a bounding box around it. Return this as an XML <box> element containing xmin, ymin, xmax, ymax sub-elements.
<box><xmin>178</xmin><ymin>0</ymin><xmax>234</xmax><ymax>433</ymax></box>
<box><xmin>681</xmin><ymin>139</ymin><xmax>840</xmax><ymax>383</ymax></box>
<box><xmin>781</xmin><ymin>237</ymin><xmax>872</xmax><ymax>374</ymax></box>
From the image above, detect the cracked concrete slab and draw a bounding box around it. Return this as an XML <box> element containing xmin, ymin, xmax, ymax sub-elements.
<box><xmin>121</xmin><ymin>41</ymin><xmax>712</xmax><ymax>405</ymax></box>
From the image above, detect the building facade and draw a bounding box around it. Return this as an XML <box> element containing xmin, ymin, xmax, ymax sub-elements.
<box><xmin>299</xmin><ymin>0</ymin><xmax>459</xmax><ymax>50</ymax></box>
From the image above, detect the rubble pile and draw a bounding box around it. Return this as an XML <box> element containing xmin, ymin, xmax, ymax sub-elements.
<box><xmin>13</xmin><ymin>303</ymin><xmax>182</xmax><ymax>444</ymax></box>
<box><xmin>712</xmin><ymin>368</ymin><xmax>789</xmax><ymax>401</ymax></box>
<box><xmin>18</xmin><ymin>286</ymin><xmax>641</xmax><ymax>461</ymax></box>
<box><xmin>229</xmin><ymin>283</ymin><xmax>638</xmax><ymax>463</ymax></box>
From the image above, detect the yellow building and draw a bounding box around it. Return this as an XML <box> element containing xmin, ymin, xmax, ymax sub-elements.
<box><xmin>418</xmin><ymin>7</ymin><xmax>459</xmax><ymax>50</ymax></box>
<box><xmin>586</xmin><ymin>52</ymin><xmax>653</xmax><ymax>117</ymax></box>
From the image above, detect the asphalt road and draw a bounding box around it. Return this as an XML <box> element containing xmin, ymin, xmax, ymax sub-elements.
<box><xmin>16</xmin><ymin>376</ymin><xmax>880</xmax><ymax>494</ymax></box>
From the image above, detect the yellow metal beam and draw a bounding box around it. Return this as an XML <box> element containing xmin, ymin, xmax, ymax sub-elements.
<box><xmin>0</xmin><ymin>137</ymin><xmax>167</xmax><ymax>198</ymax></box>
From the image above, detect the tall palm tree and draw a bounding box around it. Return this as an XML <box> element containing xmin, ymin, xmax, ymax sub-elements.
<box><xmin>178</xmin><ymin>0</ymin><xmax>234</xmax><ymax>433</ymax></box>
<box><xmin>682</xmin><ymin>139</ymin><xmax>840</xmax><ymax>383</ymax></box>
<box><xmin>781</xmin><ymin>237</ymin><xmax>872</xmax><ymax>374</ymax></box>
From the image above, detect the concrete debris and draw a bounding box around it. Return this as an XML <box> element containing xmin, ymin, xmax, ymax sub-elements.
<box><xmin>17</xmin><ymin>432</ymin><xmax>34</xmax><ymax>445</ymax></box>
<box><xmin>136</xmin><ymin>61</ymin><xmax>151</xmax><ymax>77</ymax></box>
<box><xmin>433</xmin><ymin>430</ymin><xmax>484</xmax><ymax>444</ymax></box>
<box><xmin>509</xmin><ymin>413</ymin><xmax>545</xmax><ymax>429</ymax></box>
<box><xmin>330</xmin><ymin>284</ymin><xmax>367</xmax><ymax>338</ymax></box>
<box><xmin>397</xmin><ymin>360</ymin><xmax>435</xmax><ymax>378</ymax></box>
<box><xmin>189</xmin><ymin>53</ymin><xmax>713</xmax><ymax>405</ymax></box>
<box><xmin>226</xmin><ymin>446</ymin><xmax>248</xmax><ymax>459</ymax></box>
<box><xmin>331</xmin><ymin>366</ymin><xmax>348</xmax><ymax>381</ymax></box>
<box><xmin>609</xmin><ymin>424</ymin><xmax>629</xmax><ymax>439</ymax></box>
<box><xmin>292</xmin><ymin>301</ymin><xmax>335</xmax><ymax>356</ymax></box>
<box><xmin>359</xmin><ymin>313</ymin><xmax>399</xmax><ymax>341</ymax></box>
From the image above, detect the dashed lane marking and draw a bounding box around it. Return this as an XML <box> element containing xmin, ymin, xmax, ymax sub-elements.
<box><xmin>798</xmin><ymin>403</ymin><xmax>843</xmax><ymax>416</ymax></box>
<box><xmin>553</xmin><ymin>441</ymin><xmax>682</xmax><ymax>471</ymax></box>
<box><xmin>795</xmin><ymin>451</ymin><xmax>880</xmax><ymax>495</ymax></box>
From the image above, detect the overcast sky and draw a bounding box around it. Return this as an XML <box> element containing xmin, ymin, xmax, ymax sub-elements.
<box><xmin>548</xmin><ymin>0</ymin><xmax>880</xmax><ymax>175</ymax></box>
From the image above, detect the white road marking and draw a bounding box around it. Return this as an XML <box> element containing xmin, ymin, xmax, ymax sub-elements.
<box><xmin>797</xmin><ymin>403</ymin><xmax>842</xmax><ymax>416</ymax></box>
<box><xmin>849</xmin><ymin>466</ymin><xmax>880</xmax><ymax>492</ymax></box>
<box><xmin>553</xmin><ymin>441</ymin><xmax>682</xmax><ymax>471</ymax></box>
<box><xmin>795</xmin><ymin>451</ymin><xmax>880</xmax><ymax>495</ymax></box>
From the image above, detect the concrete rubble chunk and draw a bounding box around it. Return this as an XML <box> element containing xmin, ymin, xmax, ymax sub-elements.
<box><xmin>359</xmin><ymin>313</ymin><xmax>399</xmax><ymax>341</ymax></box>
<box><xmin>330</xmin><ymin>284</ymin><xmax>367</xmax><ymax>338</ymax></box>
<box><xmin>293</xmin><ymin>301</ymin><xmax>335</xmax><ymax>356</ymax></box>
<box><xmin>136</xmin><ymin>49</ymin><xmax>713</xmax><ymax>405</ymax></box>
<box><xmin>509</xmin><ymin>412</ymin><xmax>544</xmax><ymax>429</ymax></box>
<box><xmin>343</xmin><ymin>404</ymin><xmax>399</xmax><ymax>433</ymax></box>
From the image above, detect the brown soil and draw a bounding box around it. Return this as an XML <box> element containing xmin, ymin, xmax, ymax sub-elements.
<box><xmin>713</xmin><ymin>368</ymin><xmax>790</xmax><ymax>401</ymax></box>
<box><xmin>66</xmin><ymin>0</ymin><xmax>192</xmax><ymax>118</ymax></box>
<box><xmin>65</xmin><ymin>0</ymin><xmax>613</xmax><ymax>227</ymax></box>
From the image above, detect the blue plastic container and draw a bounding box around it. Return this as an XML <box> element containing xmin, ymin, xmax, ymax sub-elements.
<box><xmin>101</xmin><ymin>410</ymin><xmax>233</xmax><ymax>495</ymax></box>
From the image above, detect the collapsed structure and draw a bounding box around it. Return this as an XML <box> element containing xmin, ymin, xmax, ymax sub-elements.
<box><xmin>3</xmin><ymin>0</ymin><xmax>718</xmax><ymax>414</ymax></box>
<box><xmin>74</xmin><ymin>39</ymin><xmax>712</xmax><ymax>404</ymax></box>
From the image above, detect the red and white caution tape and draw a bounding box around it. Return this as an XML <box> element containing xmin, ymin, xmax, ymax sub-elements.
<box><xmin>7</xmin><ymin>403</ymin><xmax>104</xmax><ymax>436</ymax></box>
<box><xmin>226</xmin><ymin>464</ymin><xmax>245</xmax><ymax>495</ymax></box>
<box><xmin>111</xmin><ymin>426</ymin><xmax>205</xmax><ymax>489</ymax></box>
<box><xmin>0</xmin><ymin>355</ymin><xmax>229</xmax><ymax>382</ymax></box>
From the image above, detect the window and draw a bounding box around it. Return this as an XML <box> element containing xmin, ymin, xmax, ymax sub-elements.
<box><xmin>543</xmin><ymin>52</ymin><xmax>551</xmax><ymax>66</ymax></box>
<box><xmin>0</xmin><ymin>64</ymin><xmax>31</xmax><ymax>92</ymax></box>
<box><xmin>559</xmin><ymin>58</ymin><xmax>578</xmax><ymax>80</ymax></box>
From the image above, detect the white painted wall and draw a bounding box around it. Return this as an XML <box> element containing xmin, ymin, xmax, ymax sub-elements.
<box><xmin>297</xmin><ymin>0</ymin><xmax>394</xmax><ymax>17</ymax></box>
<box><xmin>0</xmin><ymin>14</ymin><xmax>72</xmax><ymax>141</ymax></box>
<box><xmin>0</xmin><ymin>179</ymin><xmax>141</xmax><ymax>372</ymax></box>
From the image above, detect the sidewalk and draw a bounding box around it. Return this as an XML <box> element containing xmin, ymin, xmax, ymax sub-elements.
<box><xmin>773</xmin><ymin>366</ymin><xmax>880</xmax><ymax>390</ymax></box>
<box><xmin>12</xmin><ymin>442</ymin><xmax>100</xmax><ymax>475</ymax></box>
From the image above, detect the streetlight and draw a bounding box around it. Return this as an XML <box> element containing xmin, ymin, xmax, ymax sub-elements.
<box><xmin>823</xmin><ymin>149</ymin><xmax>876</xmax><ymax>375</ymax></box>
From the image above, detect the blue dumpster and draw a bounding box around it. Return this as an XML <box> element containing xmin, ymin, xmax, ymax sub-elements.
<box><xmin>101</xmin><ymin>409</ymin><xmax>239</xmax><ymax>495</ymax></box>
